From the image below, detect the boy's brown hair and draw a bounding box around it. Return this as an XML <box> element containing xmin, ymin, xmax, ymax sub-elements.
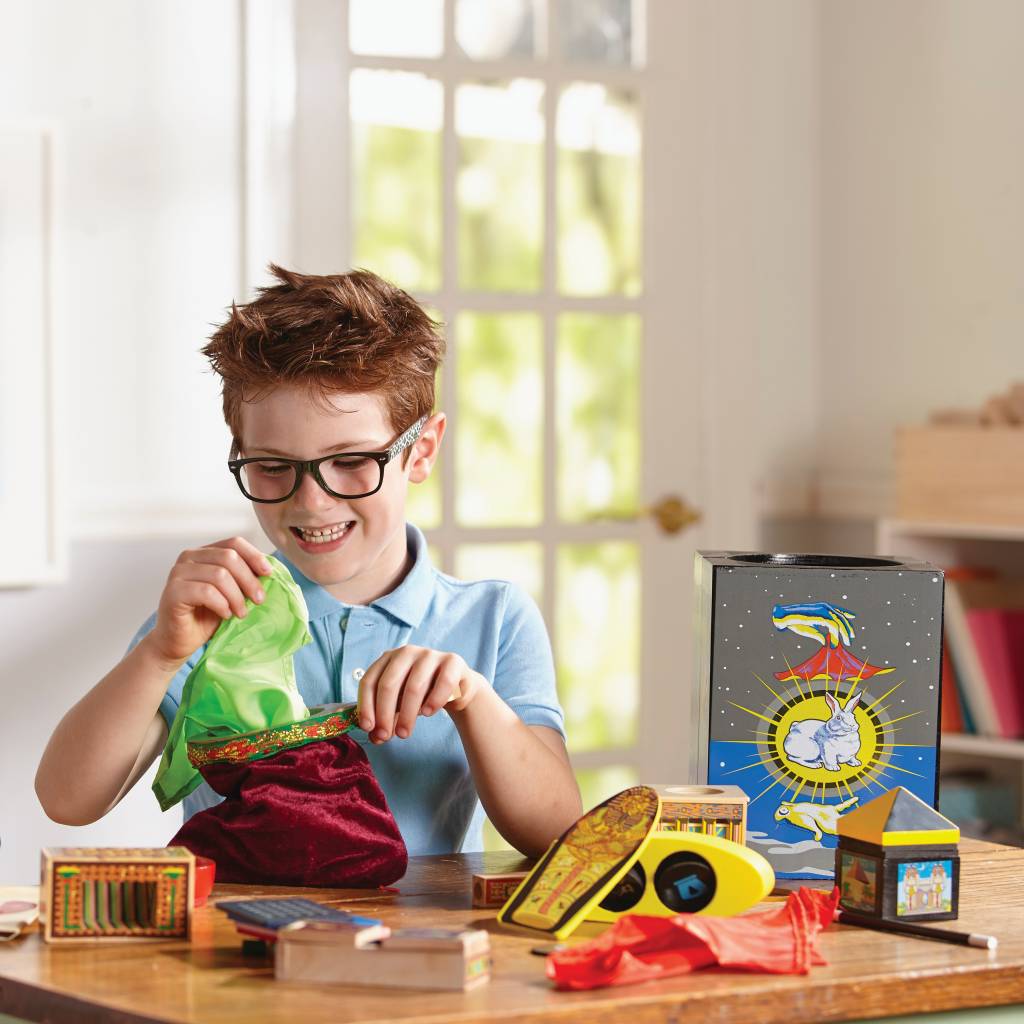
<box><xmin>203</xmin><ymin>264</ymin><xmax>444</xmax><ymax>453</ymax></box>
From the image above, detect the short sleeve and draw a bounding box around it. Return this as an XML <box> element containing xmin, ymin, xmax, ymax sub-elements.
<box><xmin>492</xmin><ymin>585</ymin><xmax>566</xmax><ymax>740</ymax></box>
<box><xmin>126</xmin><ymin>614</ymin><xmax>205</xmax><ymax>730</ymax></box>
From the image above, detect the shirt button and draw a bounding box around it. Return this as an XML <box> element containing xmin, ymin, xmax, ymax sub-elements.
<box><xmin>352</xmin><ymin>668</ymin><xmax>365</xmax><ymax>681</ymax></box>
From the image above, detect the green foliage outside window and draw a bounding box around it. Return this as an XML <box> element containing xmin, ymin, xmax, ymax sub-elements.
<box><xmin>455</xmin><ymin>312</ymin><xmax>543</xmax><ymax>526</ymax></box>
<box><xmin>352</xmin><ymin>123</ymin><xmax>442</xmax><ymax>293</ymax></box>
<box><xmin>558</xmin><ymin>313</ymin><xmax>641</xmax><ymax>521</ymax></box>
<box><xmin>557</xmin><ymin>541</ymin><xmax>639</xmax><ymax>752</ymax></box>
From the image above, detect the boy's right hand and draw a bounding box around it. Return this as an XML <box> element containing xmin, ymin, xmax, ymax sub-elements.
<box><xmin>142</xmin><ymin>538</ymin><xmax>272</xmax><ymax>671</ymax></box>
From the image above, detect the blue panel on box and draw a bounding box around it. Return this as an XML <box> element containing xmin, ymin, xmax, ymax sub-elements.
<box><xmin>693</xmin><ymin>552</ymin><xmax>943</xmax><ymax>879</ymax></box>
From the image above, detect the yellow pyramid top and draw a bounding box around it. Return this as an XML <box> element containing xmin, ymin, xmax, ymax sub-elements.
<box><xmin>837</xmin><ymin>787</ymin><xmax>959</xmax><ymax>847</ymax></box>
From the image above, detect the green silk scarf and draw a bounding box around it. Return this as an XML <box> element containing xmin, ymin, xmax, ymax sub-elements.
<box><xmin>152</xmin><ymin>555</ymin><xmax>311</xmax><ymax>811</ymax></box>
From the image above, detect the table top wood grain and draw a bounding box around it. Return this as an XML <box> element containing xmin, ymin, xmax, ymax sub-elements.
<box><xmin>1</xmin><ymin>837</ymin><xmax>1022</xmax><ymax>1024</ymax></box>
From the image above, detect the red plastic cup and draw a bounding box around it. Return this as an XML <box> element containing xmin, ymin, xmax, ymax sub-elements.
<box><xmin>194</xmin><ymin>856</ymin><xmax>216</xmax><ymax>907</ymax></box>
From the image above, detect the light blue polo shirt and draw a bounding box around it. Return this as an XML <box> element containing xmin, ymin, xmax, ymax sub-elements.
<box><xmin>129</xmin><ymin>523</ymin><xmax>565</xmax><ymax>855</ymax></box>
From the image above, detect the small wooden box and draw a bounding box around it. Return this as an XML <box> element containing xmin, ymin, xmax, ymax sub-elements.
<box><xmin>837</xmin><ymin>841</ymin><xmax>960</xmax><ymax>922</ymax></box>
<box><xmin>651</xmin><ymin>784</ymin><xmax>748</xmax><ymax>844</ymax></box>
<box><xmin>895</xmin><ymin>426</ymin><xmax>1024</xmax><ymax>526</ymax></box>
<box><xmin>472</xmin><ymin>872</ymin><xmax>529</xmax><ymax>909</ymax></box>
<box><xmin>40</xmin><ymin>847</ymin><xmax>194</xmax><ymax>943</ymax></box>
<box><xmin>835</xmin><ymin>787</ymin><xmax>960</xmax><ymax>922</ymax></box>
<box><xmin>276</xmin><ymin>923</ymin><xmax>491</xmax><ymax>990</ymax></box>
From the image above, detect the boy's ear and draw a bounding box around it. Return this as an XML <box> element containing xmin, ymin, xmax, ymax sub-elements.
<box><xmin>407</xmin><ymin>412</ymin><xmax>446</xmax><ymax>484</ymax></box>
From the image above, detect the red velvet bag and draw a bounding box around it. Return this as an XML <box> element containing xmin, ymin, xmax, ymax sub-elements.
<box><xmin>170</xmin><ymin>726</ymin><xmax>407</xmax><ymax>888</ymax></box>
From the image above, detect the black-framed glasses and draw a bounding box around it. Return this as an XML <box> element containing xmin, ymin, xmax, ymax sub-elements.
<box><xmin>228</xmin><ymin>415</ymin><xmax>428</xmax><ymax>503</ymax></box>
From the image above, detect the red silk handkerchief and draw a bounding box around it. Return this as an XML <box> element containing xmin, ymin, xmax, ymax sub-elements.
<box><xmin>546</xmin><ymin>886</ymin><xmax>838</xmax><ymax>990</ymax></box>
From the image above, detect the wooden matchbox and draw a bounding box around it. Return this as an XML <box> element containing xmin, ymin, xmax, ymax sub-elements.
<box><xmin>472</xmin><ymin>871</ymin><xmax>529</xmax><ymax>909</ymax></box>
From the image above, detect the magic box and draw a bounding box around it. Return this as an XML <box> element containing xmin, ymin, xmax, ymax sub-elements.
<box><xmin>692</xmin><ymin>552</ymin><xmax>944</xmax><ymax>879</ymax></box>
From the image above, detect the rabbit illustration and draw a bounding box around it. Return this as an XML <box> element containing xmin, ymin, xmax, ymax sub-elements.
<box><xmin>774</xmin><ymin>795</ymin><xmax>858</xmax><ymax>840</ymax></box>
<box><xmin>782</xmin><ymin>691</ymin><xmax>863</xmax><ymax>771</ymax></box>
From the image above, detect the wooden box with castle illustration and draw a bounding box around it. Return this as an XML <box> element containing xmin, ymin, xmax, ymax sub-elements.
<box><xmin>692</xmin><ymin>552</ymin><xmax>944</xmax><ymax>879</ymax></box>
<box><xmin>835</xmin><ymin>787</ymin><xmax>960</xmax><ymax>922</ymax></box>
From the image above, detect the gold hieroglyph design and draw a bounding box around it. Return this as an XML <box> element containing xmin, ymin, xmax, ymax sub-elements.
<box><xmin>507</xmin><ymin>786</ymin><xmax>659</xmax><ymax>933</ymax></box>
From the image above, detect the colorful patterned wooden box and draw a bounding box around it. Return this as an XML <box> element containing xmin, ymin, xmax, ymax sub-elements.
<box><xmin>651</xmin><ymin>784</ymin><xmax>748</xmax><ymax>843</ymax></box>
<box><xmin>40</xmin><ymin>847</ymin><xmax>194</xmax><ymax>942</ymax></box>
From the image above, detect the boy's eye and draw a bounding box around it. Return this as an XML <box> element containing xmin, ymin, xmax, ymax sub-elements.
<box><xmin>251</xmin><ymin>461</ymin><xmax>291</xmax><ymax>476</ymax></box>
<box><xmin>330</xmin><ymin>455</ymin><xmax>374</xmax><ymax>470</ymax></box>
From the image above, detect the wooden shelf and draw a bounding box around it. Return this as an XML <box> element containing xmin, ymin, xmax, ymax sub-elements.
<box><xmin>942</xmin><ymin>732</ymin><xmax>1024</xmax><ymax>761</ymax></box>
<box><xmin>879</xmin><ymin>517</ymin><xmax>1024</xmax><ymax>544</ymax></box>
<box><xmin>877</xmin><ymin>518</ymin><xmax>1024</xmax><ymax>578</ymax></box>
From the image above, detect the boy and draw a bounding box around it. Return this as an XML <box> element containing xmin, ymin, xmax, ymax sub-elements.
<box><xmin>36</xmin><ymin>265</ymin><xmax>582</xmax><ymax>858</ymax></box>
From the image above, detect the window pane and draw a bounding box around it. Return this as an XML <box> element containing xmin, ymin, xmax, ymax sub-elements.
<box><xmin>350</xmin><ymin>0</ymin><xmax>443</xmax><ymax>58</ymax></box>
<box><xmin>576</xmin><ymin>764</ymin><xmax>640</xmax><ymax>812</ymax></box>
<box><xmin>407</xmin><ymin>467</ymin><xmax>440</xmax><ymax>530</ymax></box>
<box><xmin>482</xmin><ymin>818</ymin><xmax>515</xmax><ymax>852</ymax></box>
<box><xmin>455</xmin><ymin>543</ymin><xmax>543</xmax><ymax>606</ymax></box>
<box><xmin>455</xmin><ymin>313</ymin><xmax>542</xmax><ymax>525</ymax></box>
<box><xmin>350</xmin><ymin>70</ymin><xmax>442</xmax><ymax>292</ymax></box>
<box><xmin>557</xmin><ymin>84</ymin><xmax>641</xmax><ymax>296</ymax></box>
<box><xmin>457</xmin><ymin>80</ymin><xmax>544</xmax><ymax>292</ymax></box>
<box><xmin>558</xmin><ymin>0</ymin><xmax>643</xmax><ymax>66</ymax></box>
<box><xmin>557</xmin><ymin>313</ymin><xmax>640</xmax><ymax>522</ymax></box>
<box><xmin>406</xmin><ymin>360</ymin><xmax>442</xmax><ymax>531</ymax></box>
<box><xmin>456</xmin><ymin>0</ymin><xmax>543</xmax><ymax>60</ymax></box>
<box><xmin>557</xmin><ymin>542</ymin><xmax>639</xmax><ymax>751</ymax></box>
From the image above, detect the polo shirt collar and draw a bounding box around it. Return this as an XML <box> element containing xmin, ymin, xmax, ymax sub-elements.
<box><xmin>274</xmin><ymin>523</ymin><xmax>433</xmax><ymax>628</ymax></box>
<box><xmin>371</xmin><ymin>524</ymin><xmax>434</xmax><ymax>627</ymax></box>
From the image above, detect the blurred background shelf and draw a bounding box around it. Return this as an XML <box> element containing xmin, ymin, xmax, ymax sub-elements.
<box><xmin>894</xmin><ymin>425</ymin><xmax>1024</xmax><ymax>528</ymax></box>
<box><xmin>942</xmin><ymin>732</ymin><xmax>1024</xmax><ymax>760</ymax></box>
<box><xmin>878</xmin><ymin>518</ymin><xmax>1024</xmax><ymax>570</ymax></box>
<box><xmin>878</xmin><ymin>517</ymin><xmax>1024</xmax><ymax>846</ymax></box>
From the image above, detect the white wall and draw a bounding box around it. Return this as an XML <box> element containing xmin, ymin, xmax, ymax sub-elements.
<box><xmin>816</xmin><ymin>0</ymin><xmax>1024</xmax><ymax>516</ymax></box>
<box><xmin>1</xmin><ymin>0</ymin><xmax>247</xmax><ymax>535</ymax></box>
<box><xmin>0</xmin><ymin>540</ymin><xmax>198</xmax><ymax>883</ymax></box>
<box><xmin>0</xmin><ymin>0</ymin><xmax>250</xmax><ymax>883</ymax></box>
<box><xmin>695</xmin><ymin>0</ymin><xmax>821</xmax><ymax>546</ymax></box>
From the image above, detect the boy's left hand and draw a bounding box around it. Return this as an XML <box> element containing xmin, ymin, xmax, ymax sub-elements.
<box><xmin>356</xmin><ymin>645</ymin><xmax>486</xmax><ymax>743</ymax></box>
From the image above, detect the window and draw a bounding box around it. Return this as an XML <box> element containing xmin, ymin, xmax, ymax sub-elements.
<box><xmin>345</xmin><ymin>0</ymin><xmax>647</xmax><ymax>836</ymax></box>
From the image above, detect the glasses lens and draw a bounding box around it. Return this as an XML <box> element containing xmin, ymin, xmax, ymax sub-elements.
<box><xmin>319</xmin><ymin>455</ymin><xmax>383</xmax><ymax>497</ymax></box>
<box><xmin>239</xmin><ymin>460</ymin><xmax>299</xmax><ymax>501</ymax></box>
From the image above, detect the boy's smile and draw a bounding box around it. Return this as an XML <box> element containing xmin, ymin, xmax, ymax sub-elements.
<box><xmin>290</xmin><ymin>520</ymin><xmax>355</xmax><ymax>552</ymax></box>
<box><xmin>237</xmin><ymin>385</ymin><xmax>442</xmax><ymax>604</ymax></box>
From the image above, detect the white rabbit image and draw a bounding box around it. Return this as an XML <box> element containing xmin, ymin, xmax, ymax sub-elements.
<box><xmin>782</xmin><ymin>691</ymin><xmax>863</xmax><ymax>771</ymax></box>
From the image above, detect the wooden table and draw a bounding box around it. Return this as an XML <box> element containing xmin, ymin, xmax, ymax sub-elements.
<box><xmin>1</xmin><ymin>838</ymin><xmax>1023</xmax><ymax>1024</ymax></box>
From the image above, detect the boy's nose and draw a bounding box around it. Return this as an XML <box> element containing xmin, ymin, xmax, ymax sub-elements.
<box><xmin>292</xmin><ymin>468</ymin><xmax>342</xmax><ymax>511</ymax></box>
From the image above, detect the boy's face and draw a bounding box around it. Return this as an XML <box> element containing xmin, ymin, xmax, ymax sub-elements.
<box><xmin>237</xmin><ymin>384</ymin><xmax>441</xmax><ymax>604</ymax></box>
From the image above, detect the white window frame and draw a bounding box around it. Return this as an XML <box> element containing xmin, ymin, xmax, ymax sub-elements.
<box><xmin>255</xmin><ymin>0</ymin><xmax>722</xmax><ymax>790</ymax></box>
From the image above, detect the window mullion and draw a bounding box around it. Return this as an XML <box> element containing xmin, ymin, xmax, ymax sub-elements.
<box><xmin>436</xmin><ymin>0</ymin><xmax>459</xmax><ymax>573</ymax></box>
<box><xmin>347</xmin><ymin>54</ymin><xmax>645</xmax><ymax>88</ymax></box>
<box><xmin>541</xmin><ymin>51</ymin><xmax>558</xmax><ymax>652</ymax></box>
